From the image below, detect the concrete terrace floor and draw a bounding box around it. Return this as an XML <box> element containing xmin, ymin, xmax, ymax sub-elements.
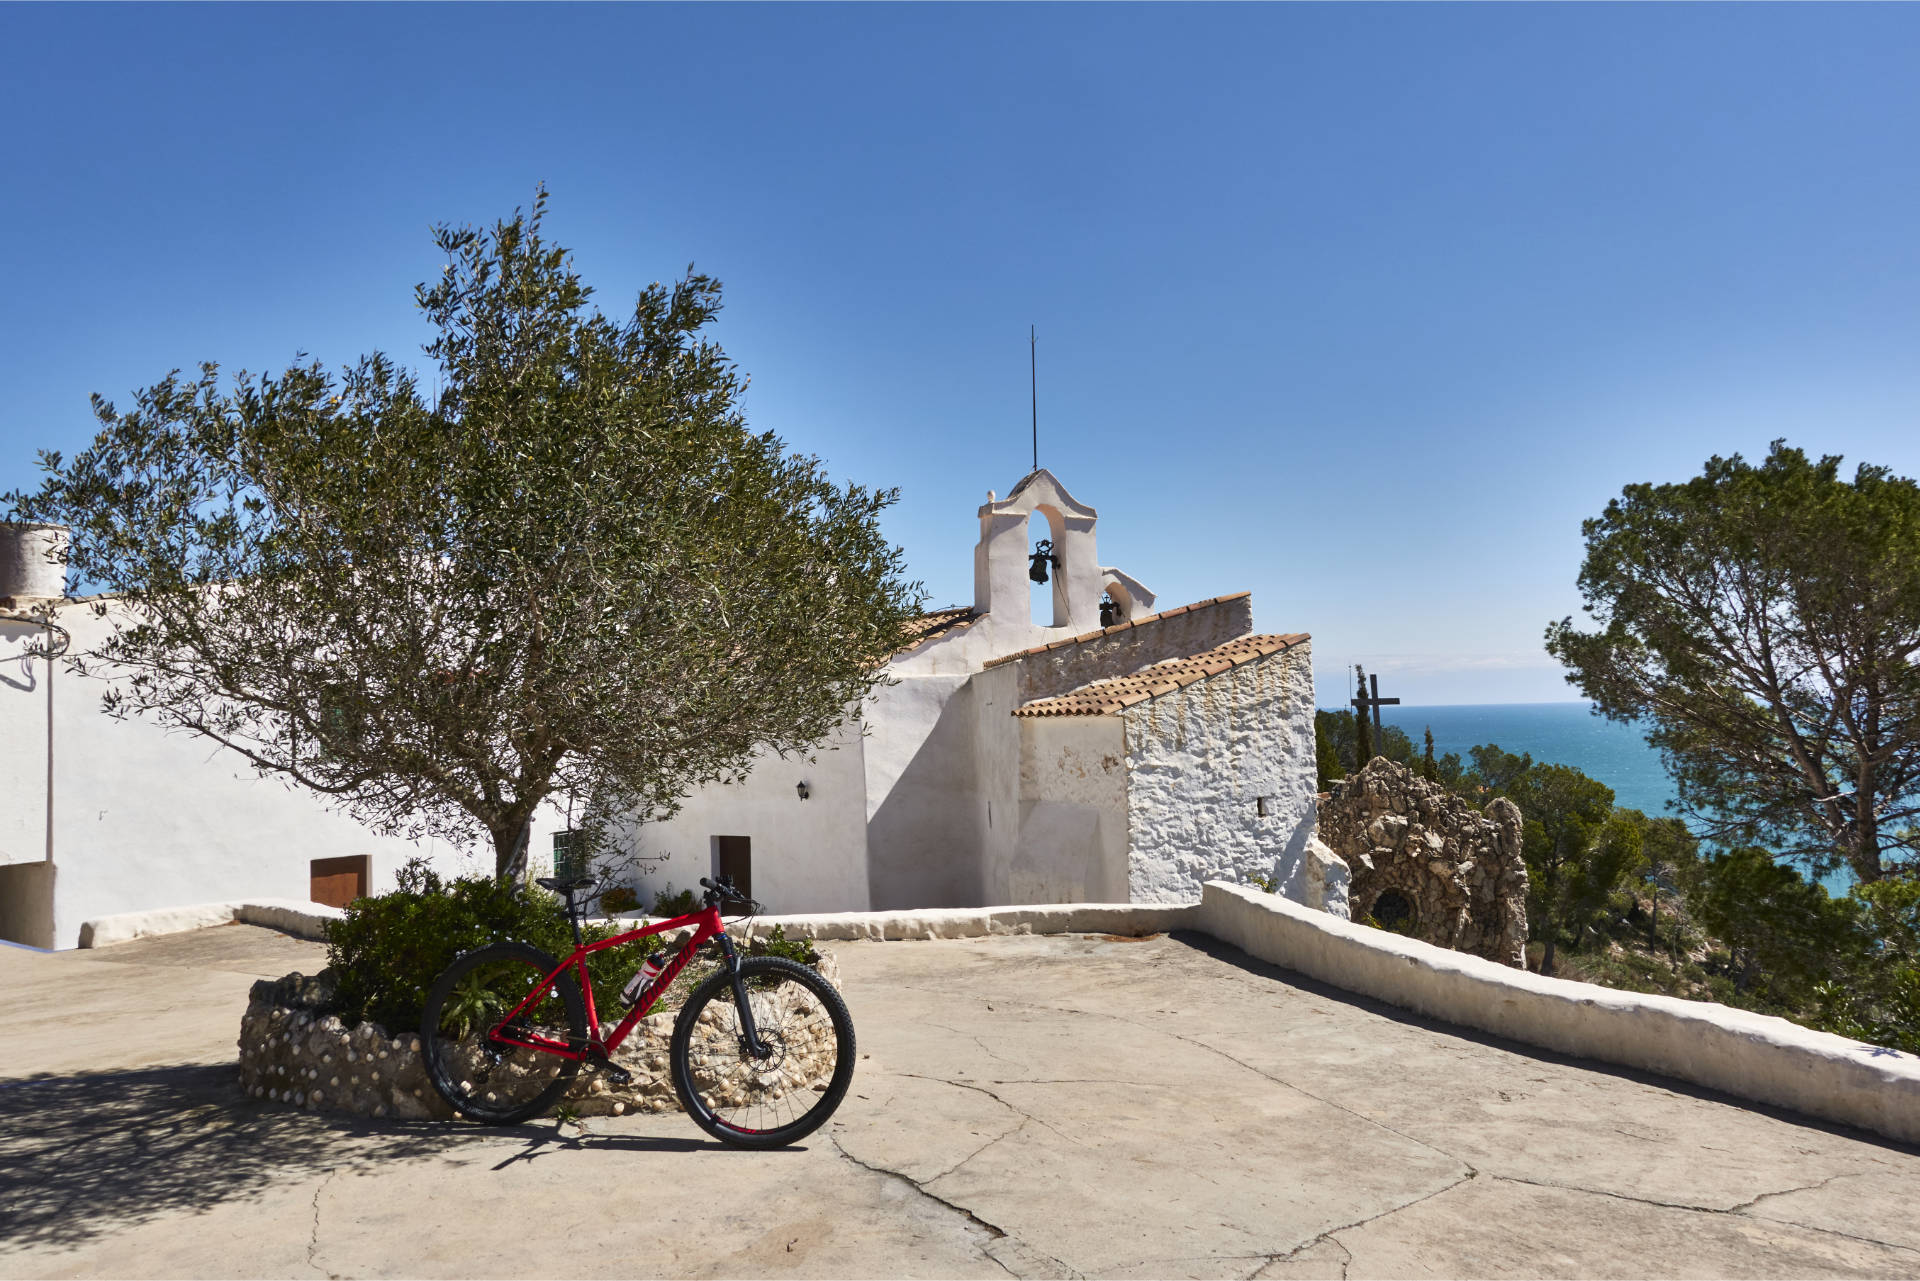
<box><xmin>2</xmin><ymin>926</ymin><xmax>1918</xmax><ymax>1280</ymax></box>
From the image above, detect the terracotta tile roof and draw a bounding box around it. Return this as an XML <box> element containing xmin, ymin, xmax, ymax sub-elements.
<box><xmin>980</xmin><ymin>592</ymin><xmax>1252</xmax><ymax>670</ymax></box>
<box><xmin>1012</xmin><ymin>632</ymin><xmax>1309</xmax><ymax>717</ymax></box>
<box><xmin>891</xmin><ymin>605</ymin><xmax>978</xmax><ymax>655</ymax></box>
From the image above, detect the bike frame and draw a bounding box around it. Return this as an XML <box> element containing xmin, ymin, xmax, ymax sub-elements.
<box><xmin>485</xmin><ymin>903</ymin><xmax>739</xmax><ymax>1061</ymax></box>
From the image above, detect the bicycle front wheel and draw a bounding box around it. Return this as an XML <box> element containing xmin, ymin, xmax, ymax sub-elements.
<box><xmin>670</xmin><ymin>956</ymin><xmax>855</xmax><ymax>1148</ymax></box>
<box><xmin>420</xmin><ymin>941</ymin><xmax>586</xmax><ymax>1125</ymax></box>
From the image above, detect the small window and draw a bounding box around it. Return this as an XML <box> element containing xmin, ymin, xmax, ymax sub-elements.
<box><xmin>552</xmin><ymin>830</ymin><xmax>584</xmax><ymax>881</ymax></box>
<box><xmin>1256</xmin><ymin>796</ymin><xmax>1272</xmax><ymax>817</ymax></box>
<box><xmin>310</xmin><ymin>855</ymin><xmax>370</xmax><ymax>909</ymax></box>
<box><xmin>316</xmin><ymin>684</ymin><xmax>362</xmax><ymax>759</ymax></box>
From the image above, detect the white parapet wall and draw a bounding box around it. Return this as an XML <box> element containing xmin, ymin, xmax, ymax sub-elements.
<box><xmin>79</xmin><ymin>899</ymin><xmax>345</xmax><ymax>948</ymax></box>
<box><xmin>1198</xmin><ymin>880</ymin><xmax>1920</xmax><ymax>1146</ymax></box>
<box><xmin>736</xmin><ymin>901</ymin><xmax>1202</xmax><ymax>942</ymax></box>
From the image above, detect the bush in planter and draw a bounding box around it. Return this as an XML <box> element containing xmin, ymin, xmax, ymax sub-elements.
<box><xmin>599</xmin><ymin>885</ymin><xmax>641</xmax><ymax>915</ymax></box>
<box><xmin>326</xmin><ymin>860</ymin><xmax>652</xmax><ymax>1033</ymax></box>
<box><xmin>651</xmin><ymin>885</ymin><xmax>698</xmax><ymax>918</ymax></box>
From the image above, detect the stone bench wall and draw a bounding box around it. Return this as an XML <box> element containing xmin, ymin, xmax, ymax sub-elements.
<box><xmin>237</xmin><ymin>953</ymin><xmax>840</xmax><ymax>1120</ymax></box>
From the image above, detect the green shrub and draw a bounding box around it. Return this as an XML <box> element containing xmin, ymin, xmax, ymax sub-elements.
<box><xmin>326</xmin><ymin>860</ymin><xmax>653</xmax><ymax>1033</ymax></box>
<box><xmin>651</xmin><ymin>885</ymin><xmax>698</xmax><ymax>918</ymax></box>
<box><xmin>599</xmin><ymin>885</ymin><xmax>640</xmax><ymax>914</ymax></box>
<box><xmin>325</xmin><ymin>865</ymin><xmax>841</xmax><ymax>1036</ymax></box>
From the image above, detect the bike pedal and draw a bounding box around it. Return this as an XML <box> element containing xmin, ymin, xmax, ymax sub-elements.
<box><xmin>599</xmin><ymin>1062</ymin><xmax>633</xmax><ymax>1087</ymax></box>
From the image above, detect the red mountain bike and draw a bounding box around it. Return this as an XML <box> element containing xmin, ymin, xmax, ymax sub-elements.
<box><xmin>419</xmin><ymin>875</ymin><xmax>854</xmax><ymax>1148</ymax></box>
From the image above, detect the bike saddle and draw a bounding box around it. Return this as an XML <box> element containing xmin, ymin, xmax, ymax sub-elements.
<box><xmin>535</xmin><ymin>876</ymin><xmax>595</xmax><ymax>895</ymax></box>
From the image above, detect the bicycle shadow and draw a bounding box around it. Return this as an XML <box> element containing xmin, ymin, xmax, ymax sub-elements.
<box><xmin>0</xmin><ymin>1063</ymin><xmax>720</xmax><ymax>1253</ymax></box>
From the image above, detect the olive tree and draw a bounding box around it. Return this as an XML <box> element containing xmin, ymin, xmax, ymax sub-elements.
<box><xmin>8</xmin><ymin>193</ymin><xmax>922</xmax><ymax>879</ymax></box>
<box><xmin>1547</xmin><ymin>443</ymin><xmax>1920</xmax><ymax>884</ymax></box>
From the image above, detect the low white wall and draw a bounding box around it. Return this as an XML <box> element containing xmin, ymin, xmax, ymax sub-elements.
<box><xmin>80</xmin><ymin>899</ymin><xmax>344</xmax><ymax>948</ymax></box>
<box><xmin>1198</xmin><ymin>881</ymin><xmax>1920</xmax><ymax>1146</ymax></box>
<box><xmin>729</xmin><ymin>901</ymin><xmax>1201</xmax><ymax>942</ymax></box>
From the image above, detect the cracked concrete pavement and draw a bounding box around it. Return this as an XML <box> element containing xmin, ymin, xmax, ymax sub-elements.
<box><xmin>2</xmin><ymin>924</ymin><xmax>1917</xmax><ymax>1278</ymax></box>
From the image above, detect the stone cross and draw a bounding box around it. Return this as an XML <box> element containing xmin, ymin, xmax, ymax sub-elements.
<box><xmin>1350</xmin><ymin>673</ymin><xmax>1399</xmax><ymax>759</ymax></box>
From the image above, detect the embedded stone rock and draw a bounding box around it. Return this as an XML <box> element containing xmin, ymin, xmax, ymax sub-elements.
<box><xmin>247</xmin><ymin>968</ymin><xmax>338</xmax><ymax>1011</ymax></box>
<box><xmin>1318</xmin><ymin>758</ymin><xmax>1529</xmax><ymax>967</ymax></box>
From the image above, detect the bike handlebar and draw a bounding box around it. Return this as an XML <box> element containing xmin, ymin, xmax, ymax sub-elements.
<box><xmin>699</xmin><ymin>876</ymin><xmax>760</xmax><ymax>913</ymax></box>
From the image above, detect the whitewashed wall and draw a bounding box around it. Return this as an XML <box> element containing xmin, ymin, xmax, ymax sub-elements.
<box><xmin>610</xmin><ymin>723</ymin><xmax>870</xmax><ymax>914</ymax></box>
<box><xmin>971</xmin><ymin>662</ymin><xmax>1022</xmax><ymax>906</ymax></box>
<box><xmin>1</xmin><ymin>601</ymin><xmax>490</xmax><ymax>949</ymax></box>
<box><xmin>1015</xmin><ymin>715</ymin><xmax>1129</xmax><ymax>902</ymax></box>
<box><xmin>1122</xmin><ymin>640</ymin><xmax>1317</xmax><ymax>903</ymax></box>
<box><xmin>0</xmin><ymin>617</ymin><xmax>51</xmax><ymax>869</ymax></box>
<box><xmin>861</xmin><ymin>670</ymin><xmax>982</xmax><ymax>909</ymax></box>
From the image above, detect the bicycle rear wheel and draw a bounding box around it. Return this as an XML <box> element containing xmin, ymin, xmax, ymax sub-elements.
<box><xmin>670</xmin><ymin>955</ymin><xmax>855</xmax><ymax>1148</ymax></box>
<box><xmin>420</xmin><ymin>941</ymin><xmax>586</xmax><ymax>1125</ymax></box>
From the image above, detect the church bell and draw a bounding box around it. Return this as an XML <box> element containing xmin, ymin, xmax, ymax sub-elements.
<box><xmin>1028</xmin><ymin>539</ymin><xmax>1056</xmax><ymax>584</ymax></box>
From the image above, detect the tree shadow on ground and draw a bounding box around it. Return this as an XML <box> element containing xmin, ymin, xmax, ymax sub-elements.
<box><xmin>1169</xmin><ymin>929</ymin><xmax>1920</xmax><ymax>1158</ymax></box>
<box><xmin>0</xmin><ymin>1063</ymin><xmax>708</xmax><ymax>1253</ymax></box>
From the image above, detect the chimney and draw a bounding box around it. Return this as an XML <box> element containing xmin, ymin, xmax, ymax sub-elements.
<box><xmin>0</xmin><ymin>523</ymin><xmax>70</xmax><ymax>602</ymax></box>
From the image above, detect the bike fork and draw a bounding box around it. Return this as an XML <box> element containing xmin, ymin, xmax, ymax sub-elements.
<box><xmin>718</xmin><ymin>935</ymin><xmax>772</xmax><ymax>1059</ymax></box>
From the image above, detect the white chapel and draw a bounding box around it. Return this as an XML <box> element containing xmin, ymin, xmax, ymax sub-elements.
<box><xmin>611</xmin><ymin>469</ymin><xmax>1331</xmax><ymax>915</ymax></box>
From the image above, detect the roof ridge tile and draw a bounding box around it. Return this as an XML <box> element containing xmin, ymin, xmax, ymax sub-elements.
<box><xmin>981</xmin><ymin>591</ymin><xmax>1254</xmax><ymax>669</ymax></box>
<box><xmin>1012</xmin><ymin>631</ymin><xmax>1309</xmax><ymax>717</ymax></box>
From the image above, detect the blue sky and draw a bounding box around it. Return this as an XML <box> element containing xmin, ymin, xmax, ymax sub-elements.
<box><xmin>4</xmin><ymin>4</ymin><xmax>1918</xmax><ymax>705</ymax></box>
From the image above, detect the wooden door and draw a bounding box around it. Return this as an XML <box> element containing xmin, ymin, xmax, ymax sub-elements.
<box><xmin>714</xmin><ymin>836</ymin><xmax>751</xmax><ymax>900</ymax></box>
<box><xmin>310</xmin><ymin>855</ymin><xmax>370</xmax><ymax>909</ymax></box>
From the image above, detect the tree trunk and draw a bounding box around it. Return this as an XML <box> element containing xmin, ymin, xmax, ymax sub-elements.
<box><xmin>493</xmin><ymin>819</ymin><xmax>531</xmax><ymax>883</ymax></box>
<box><xmin>1848</xmin><ymin>780</ymin><xmax>1882</xmax><ymax>883</ymax></box>
<box><xmin>1541</xmin><ymin>934</ymin><xmax>1557</xmax><ymax>976</ymax></box>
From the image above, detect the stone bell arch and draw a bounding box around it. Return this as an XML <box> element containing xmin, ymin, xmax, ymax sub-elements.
<box><xmin>973</xmin><ymin>469</ymin><xmax>1104</xmax><ymax>633</ymax></box>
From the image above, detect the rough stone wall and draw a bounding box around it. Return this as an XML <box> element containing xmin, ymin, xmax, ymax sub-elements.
<box><xmin>1317</xmin><ymin>759</ymin><xmax>1528</xmax><ymax>967</ymax></box>
<box><xmin>1123</xmin><ymin>641</ymin><xmax>1317</xmax><ymax>904</ymax></box>
<box><xmin>236</xmin><ymin>956</ymin><xmax>840</xmax><ymax>1120</ymax></box>
<box><xmin>995</xmin><ymin>595</ymin><xmax>1254</xmax><ymax>704</ymax></box>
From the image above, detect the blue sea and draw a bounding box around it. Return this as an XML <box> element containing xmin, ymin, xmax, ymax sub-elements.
<box><xmin>1364</xmin><ymin>702</ymin><xmax>1854</xmax><ymax>894</ymax></box>
<box><xmin>1376</xmin><ymin>702</ymin><xmax>1677</xmax><ymax>818</ymax></box>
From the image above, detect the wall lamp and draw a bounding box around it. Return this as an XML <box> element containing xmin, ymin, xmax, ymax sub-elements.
<box><xmin>796</xmin><ymin>781</ymin><xmax>811</xmax><ymax>801</ymax></box>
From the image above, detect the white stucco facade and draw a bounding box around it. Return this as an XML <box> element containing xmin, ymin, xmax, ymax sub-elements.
<box><xmin>607</xmin><ymin>722</ymin><xmax>872</xmax><ymax>913</ymax></box>
<box><xmin>1</xmin><ymin>588</ymin><xmax>532</xmax><ymax>949</ymax></box>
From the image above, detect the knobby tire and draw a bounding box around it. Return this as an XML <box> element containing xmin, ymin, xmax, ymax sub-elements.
<box><xmin>669</xmin><ymin>955</ymin><xmax>855</xmax><ymax>1149</ymax></box>
<box><xmin>420</xmin><ymin>941</ymin><xmax>587</xmax><ymax>1125</ymax></box>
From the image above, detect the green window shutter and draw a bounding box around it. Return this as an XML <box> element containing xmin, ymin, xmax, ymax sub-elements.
<box><xmin>552</xmin><ymin>830</ymin><xmax>581</xmax><ymax>881</ymax></box>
